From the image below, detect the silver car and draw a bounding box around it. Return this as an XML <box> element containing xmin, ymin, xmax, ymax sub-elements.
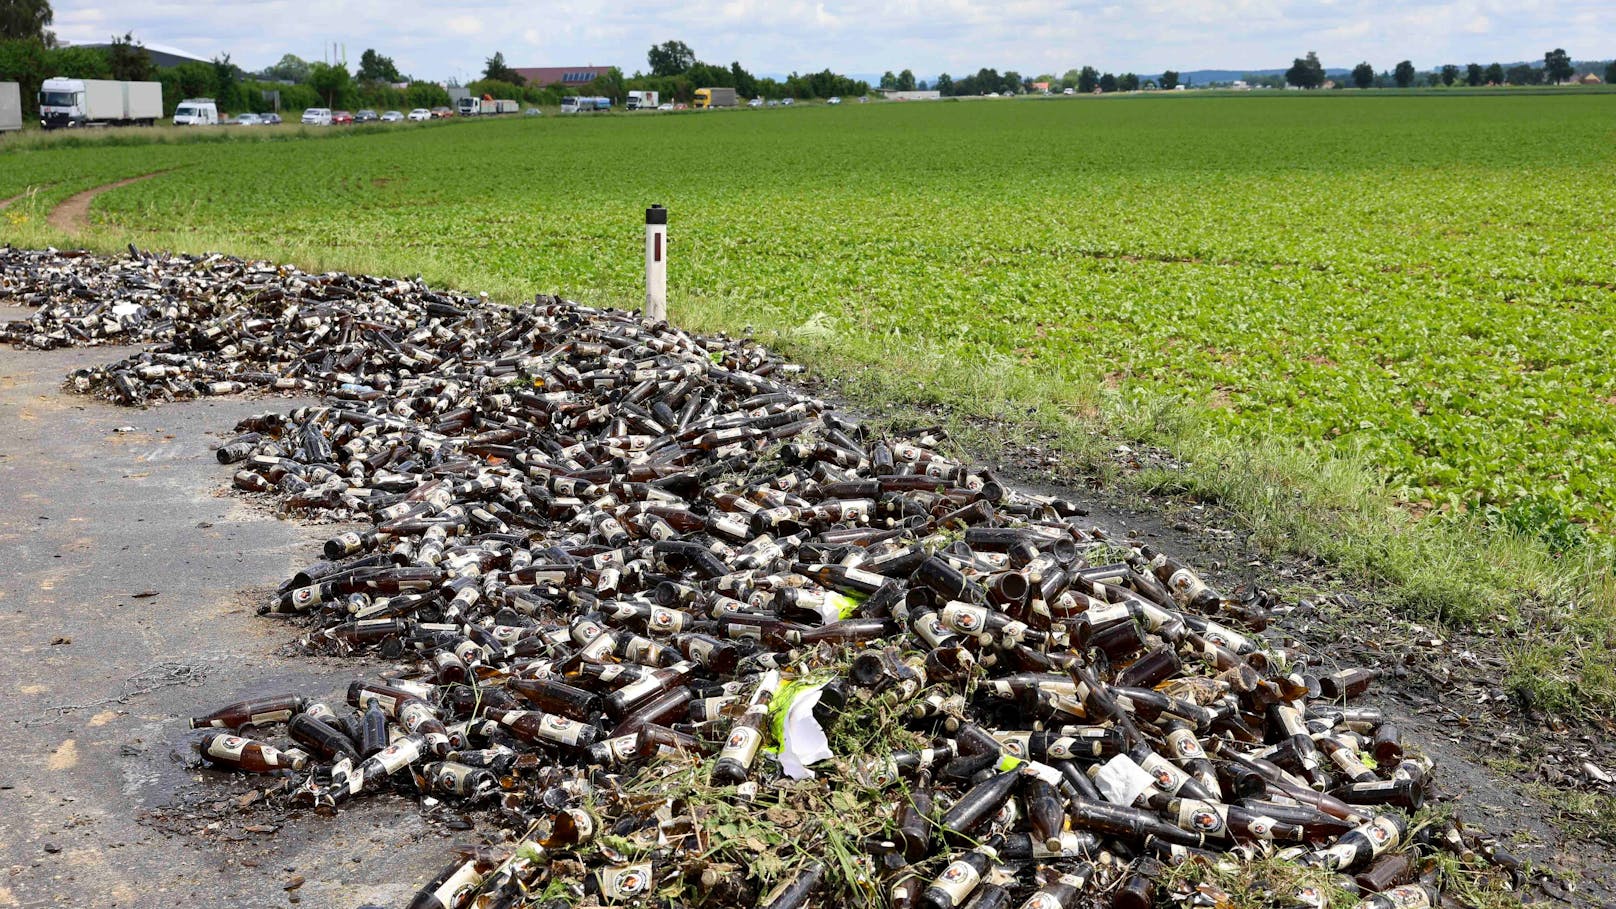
<box><xmin>301</xmin><ymin>108</ymin><xmax>332</xmax><ymax>126</ymax></box>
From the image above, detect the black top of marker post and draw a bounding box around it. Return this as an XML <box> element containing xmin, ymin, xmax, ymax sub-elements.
<box><xmin>646</xmin><ymin>204</ymin><xmax>667</xmax><ymax>225</ymax></box>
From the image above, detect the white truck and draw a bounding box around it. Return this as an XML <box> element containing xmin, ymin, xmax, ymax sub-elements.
<box><xmin>0</xmin><ymin>82</ymin><xmax>20</xmax><ymax>133</ymax></box>
<box><xmin>173</xmin><ymin>98</ymin><xmax>219</xmax><ymax>126</ymax></box>
<box><xmin>626</xmin><ymin>90</ymin><xmax>659</xmax><ymax>110</ymax></box>
<box><xmin>38</xmin><ymin>77</ymin><xmax>162</xmax><ymax>129</ymax></box>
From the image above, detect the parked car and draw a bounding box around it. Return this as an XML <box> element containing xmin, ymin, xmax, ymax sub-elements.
<box><xmin>301</xmin><ymin>107</ymin><xmax>332</xmax><ymax>126</ymax></box>
<box><xmin>380</xmin><ymin>110</ymin><xmax>404</xmax><ymax>122</ymax></box>
<box><xmin>748</xmin><ymin>97</ymin><xmax>763</xmax><ymax>108</ymax></box>
<box><xmin>827</xmin><ymin>96</ymin><xmax>841</xmax><ymax>105</ymax></box>
<box><xmin>767</xmin><ymin>99</ymin><xmax>779</xmax><ymax>107</ymax></box>
<box><xmin>430</xmin><ymin>106</ymin><xmax>453</xmax><ymax>118</ymax></box>
<box><xmin>657</xmin><ymin>102</ymin><xmax>674</xmax><ymax>111</ymax></box>
<box><xmin>332</xmin><ymin>110</ymin><xmax>355</xmax><ymax>124</ymax></box>
<box><xmin>523</xmin><ymin>107</ymin><xmax>542</xmax><ymax>116</ymax></box>
<box><xmin>261</xmin><ymin>112</ymin><xmax>282</xmax><ymax>125</ymax></box>
<box><xmin>1063</xmin><ymin>87</ymin><xmax>1075</xmax><ymax>95</ymax></box>
<box><xmin>782</xmin><ymin>98</ymin><xmax>794</xmax><ymax>106</ymax></box>
<box><xmin>354</xmin><ymin>109</ymin><xmax>378</xmax><ymax>122</ymax></box>
<box><xmin>407</xmin><ymin>108</ymin><xmax>432</xmax><ymax>121</ymax></box>
<box><xmin>232</xmin><ymin>113</ymin><xmax>263</xmax><ymax>126</ymax></box>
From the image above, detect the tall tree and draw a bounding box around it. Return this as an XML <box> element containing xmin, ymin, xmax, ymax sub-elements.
<box><xmin>1159</xmin><ymin>70</ymin><xmax>1179</xmax><ymax>90</ymax></box>
<box><xmin>934</xmin><ymin>72</ymin><xmax>953</xmax><ymax>95</ymax></box>
<box><xmin>0</xmin><ymin>0</ymin><xmax>52</xmax><ymax>42</ymax></box>
<box><xmin>1543</xmin><ymin>48</ymin><xmax>1574</xmax><ymax>83</ymax></box>
<box><xmin>879</xmin><ymin>71</ymin><xmax>896</xmax><ymax>90</ymax></box>
<box><xmin>1002</xmin><ymin>70</ymin><xmax>1022</xmax><ymax>93</ymax></box>
<box><xmin>1484</xmin><ymin>62</ymin><xmax>1504</xmax><ymax>84</ymax></box>
<box><xmin>1098</xmin><ymin>72</ymin><xmax>1117</xmax><ymax>92</ymax></box>
<box><xmin>1285</xmin><ymin>52</ymin><xmax>1325</xmax><ymax>89</ymax></box>
<box><xmin>263</xmin><ymin>54</ymin><xmax>310</xmax><ymax>83</ymax></box>
<box><xmin>646</xmin><ymin>40</ymin><xmax>695</xmax><ymax>77</ymax></box>
<box><xmin>1078</xmin><ymin>65</ymin><xmax>1099</xmax><ymax>93</ymax></box>
<box><xmin>1059</xmin><ymin>68</ymin><xmax>1081</xmax><ymax>89</ymax></box>
<box><xmin>1440</xmin><ymin>64</ymin><xmax>1459</xmax><ymax>86</ymax></box>
<box><xmin>1351</xmin><ymin>62</ymin><xmax>1374</xmax><ymax>89</ymax></box>
<box><xmin>1392</xmin><ymin>60</ymin><xmax>1415</xmax><ymax>88</ymax></box>
<box><xmin>1608</xmin><ymin>61</ymin><xmax>1616</xmax><ymax>85</ymax></box>
<box><xmin>357</xmin><ymin>48</ymin><xmax>403</xmax><ymax>83</ymax></box>
<box><xmin>1118</xmin><ymin>73</ymin><xmax>1139</xmax><ymax>91</ymax></box>
<box><xmin>1504</xmin><ymin>63</ymin><xmax>1540</xmax><ymax>85</ymax></box>
<box><xmin>1465</xmin><ymin>62</ymin><xmax>1483</xmax><ymax>86</ymax></box>
<box><xmin>309</xmin><ymin>60</ymin><xmax>351</xmax><ymax>106</ymax></box>
<box><xmin>483</xmin><ymin>51</ymin><xmax>523</xmax><ymax>84</ymax></box>
<box><xmin>730</xmin><ymin>61</ymin><xmax>757</xmax><ymax>98</ymax></box>
<box><xmin>897</xmin><ymin>68</ymin><xmax>915</xmax><ymax>91</ymax></box>
<box><xmin>106</xmin><ymin>32</ymin><xmax>154</xmax><ymax>81</ymax></box>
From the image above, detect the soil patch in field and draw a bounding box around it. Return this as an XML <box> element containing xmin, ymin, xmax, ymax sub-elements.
<box><xmin>47</xmin><ymin>172</ymin><xmax>168</xmax><ymax>234</ymax></box>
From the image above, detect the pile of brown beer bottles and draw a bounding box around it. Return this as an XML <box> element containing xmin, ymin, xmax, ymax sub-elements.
<box><xmin>5</xmin><ymin>249</ymin><xmax>1523</xmax><ymax>908</ymax></box>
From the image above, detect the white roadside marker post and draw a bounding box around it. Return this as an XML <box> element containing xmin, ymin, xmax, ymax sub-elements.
<box><xmin>645</xmin><ymin>204</ymin><xmax>667</xmax><ymax>322</ymax></box>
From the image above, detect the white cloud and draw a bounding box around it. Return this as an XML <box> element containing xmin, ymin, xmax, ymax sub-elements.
<box><xmin>46</xmin><ymin>0</ymin><xmax>1616</xmax><ymax>82</ymax></box>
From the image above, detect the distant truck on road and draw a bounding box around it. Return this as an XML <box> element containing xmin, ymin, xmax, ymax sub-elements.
<box><xmin>694</xmin><ymin>87</ymin><xmax>737</xmax><ymax>109</ymax></box>
<box><xmin>560</xmin><ymin>96</ymin><xmax>612</xmax><ymax>113</ymax></box>
<box><xmin>38</xmin><ymin>77</ymin><xmax>162</xmax><ymax>129</ymax></box>
<box><xmin>1</xmin><ymin>82</ymin><xmax>20</xmax><ymax>132</ymax></box>
<box><xmin>626</xmin><ymin>90</ymin><xmax>659</xmax><ymax>110</ymax></box>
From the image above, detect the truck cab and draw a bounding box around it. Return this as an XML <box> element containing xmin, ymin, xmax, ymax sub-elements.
<box><xmin>457</xmin><ymin>96</ymin><xmax>481</xmax><ymax>116</ymax></box>
<box><xmin>173</xmin><ymin>98</ymin><xmax>219</xmax><ymax>126</ymax></box>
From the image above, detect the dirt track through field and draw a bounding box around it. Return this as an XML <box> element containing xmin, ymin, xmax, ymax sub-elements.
<box><xmin>0</xmin><ymin>183</ymin><xmax>54</xmax><ymax>212</ymax></box>
<box><xmin>46</xmin><ymin>172</ymin><xmax>167</xmax><ymax>234</ymax></box>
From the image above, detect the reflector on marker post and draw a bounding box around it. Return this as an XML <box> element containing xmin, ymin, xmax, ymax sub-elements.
<box><xmin>645</xmin><ymin>204</ymin><xmax>667</xmax><ymax>322</ymax></box>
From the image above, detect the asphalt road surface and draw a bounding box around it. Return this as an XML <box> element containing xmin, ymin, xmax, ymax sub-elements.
<box><xmin>0</xmin><ymin>342</ymin><xmax>449</xmax><ymax>908</ymax></box>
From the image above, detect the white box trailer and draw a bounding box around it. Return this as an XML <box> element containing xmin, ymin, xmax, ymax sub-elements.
<box><xmin>494</xmin><ymin>99</ymin><xmax>518</xmax><ymax>114</ymax></box>
<box><xmin>39</xmin><ymin>77</ymin><xmax>162</xmax><ymax>129</ymax></box>
<box><xmin>626</xmin><ymin>90</ymin><xmax>659</xmax><ymax>110</ymax></box>
<box><xmin>0</xmin><ymin>82</ymin><xmax>21</xmax><ymax>132</ymax></box>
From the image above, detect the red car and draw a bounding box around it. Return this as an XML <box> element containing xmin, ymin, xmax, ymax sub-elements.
<box><xmin>331</xmin><ymin>110</ymin><xmax>355</xmax><ymax>125</ymax></box>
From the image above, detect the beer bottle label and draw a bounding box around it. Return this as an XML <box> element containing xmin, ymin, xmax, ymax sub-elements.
<box><xmin>1167</xmin><ymin>567</ymin><xmax>1212</xmax><ymax>605</ymax></box>
<box><xmin>1175</xmin><ymin>799</ymin><xmax>1230</xmax><ymax>838</ymax></box>
<box><xmin>289</xmin><ymin>585</ymin><xmax>323</xmax><ymax>610</ymax></box>
<box><xmin>718</xmin><ymin>724</ymin><xmax>762</xmax><ymax>766</ymax></box>
<box><xmin>564</xmin><ymin>807</ymin><xmax>595</xmax><ymax>841</ymax></box>
<box><xmin>602</xmin><ymin>734</ymin><xmax>639</xmax><ymax>763</ymax></box>
<box><xmin>374</xmin><ymin>738</ymin><xmax>423</xmax><ymax>774</ymax></box>
<box><xmin>247</xmin><ymin>708</ymin><xmax>295</xmax><ymax>726</ymax></box>
<box><xmin>1165</xmin><ymin>727</ymin><xmax>1204</xmax><ymax>760</ymax></box>
<box><xmin>206</xmin><ymin>735</ymin><xmax>250</xmax><ymax>761</ymax></box>
<box><xmin>942</xmin><ymin>602</ymin><xmax>987</xmax><ymax>634</ymax></box>
<box><xmin>1019</xmin><ymin>893</ymin><xmax>1062</xmax><ymax>909</ymax></box>
<box><xmin>648</xmin><ymin>605</ymin><xmax>685</xmax><ymax>633</ymax></box>
<box><xmin>686</xmin><ymin>637</ymin><xmax>716</xmax><ymax>665</ymax></box>
<box><xmin>930</xmin><ymin>859</ymin><xmax>981</xmax><ymax>905</ymax></box>
<box><xmin>599</xmin><ymin>862</ymin><xmax>654</xmax><ymax>900</ymax></box>
<box><xmin>430</xmin><ymin>860</ymin><xmax>483</xmax><ymax>905</ymax></box>
<box><xmin>997</xmin><ymin>731</ymin><xmax>1032</xmax><ymax>758</ymax></box>
<box><xmin>537</xmin><ymin>713</ymin><xmax>588</xmax><ymax>747</ymax></box>
<box><xmin>594</xmin><ymin>664</ymin><xmax>633</xmax><ymax>684</ymax></box>
<box><xmin>1378</xmin><ymin>885</ymin><xmax>1434</xmax><ymax>909</ymax></box>
<box><xmin>1138</xmin><ymin>752</ymin><xmax>1191</xmax><ymax>795</ymax></box>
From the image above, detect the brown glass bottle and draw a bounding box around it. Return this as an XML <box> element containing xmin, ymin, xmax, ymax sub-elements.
<box><xmin>198</xmin><ymin>732</ymin><xmax>310</xmax><ymax>773</ymax></box>
<box><xmin>189</xmin><ymin>693</ymin><xmax>307</xmax><ymax>730</ymax></box>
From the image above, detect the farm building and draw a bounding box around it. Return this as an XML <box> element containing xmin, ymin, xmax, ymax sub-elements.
<box><xmin>511</xmin><ymin>67</ymin><xmax>615</xmax><ymax>87</ymax></box>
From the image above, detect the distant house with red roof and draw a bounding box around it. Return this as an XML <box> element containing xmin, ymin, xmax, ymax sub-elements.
<box><xmin>511</xmin><ymin>67</ymin><xmax>614</xmax><ymax>87</ymax></box>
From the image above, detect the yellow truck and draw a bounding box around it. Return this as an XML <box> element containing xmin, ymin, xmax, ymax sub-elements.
<box><xmin>693</xmin><ymin>87</ymin><xmax>737</xmax><ymax>109</ymax></box>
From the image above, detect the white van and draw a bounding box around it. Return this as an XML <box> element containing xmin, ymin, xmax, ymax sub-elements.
<box><xmin>173</xmin><ymin>98</ymin><xmax>219</xmax><ymax>126</ymax></box>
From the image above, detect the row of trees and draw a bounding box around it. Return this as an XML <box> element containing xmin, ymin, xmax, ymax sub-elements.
<box><xmin>1287</xmin><ymin>48</ymin><xmax>1609</xmax><ymax>89</ymax></box>
<box><xmin>883</xmin><ymin>67</ymin><xmax>1184</xmax><ymax>97</ymax></box>
<box><xmin>629</xmin><ymin>40</ymin><xmax>869</xmax><ymax>103</ymax></box>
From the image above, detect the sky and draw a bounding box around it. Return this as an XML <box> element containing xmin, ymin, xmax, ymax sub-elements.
<box><xmin>48</xmin><ymin>0</ymin><xmax>1616</xmax><ymax>82</ymax></box>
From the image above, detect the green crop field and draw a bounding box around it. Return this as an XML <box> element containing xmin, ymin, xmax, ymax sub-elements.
<box><xmin>5</xmin><ymin>95</ymin><xmax>1614</xmax><ymax>526</ymax></box>
<box><xmin>6</xmin><ymin>94</ymin><xmax>1616</xmax><ymax>705</ymax></box>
